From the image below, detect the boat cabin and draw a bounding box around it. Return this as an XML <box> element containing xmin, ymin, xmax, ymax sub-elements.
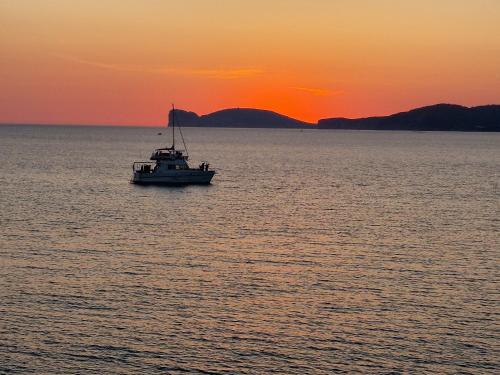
<box><xmin>133</xmin><ymin>147</ymin><xmax>192</xmax><ymax>174</ymax></box>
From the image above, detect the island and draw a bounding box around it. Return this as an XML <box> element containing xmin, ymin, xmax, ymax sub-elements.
<box><xmin>169</xmin><ymin>108</ymin><xmax>313</xmax><ymax>128</ymax></box>
<box><xmin>318</xmin><ymin>104</ymin><xmax>500</xmax><ymax>132</ymax></box>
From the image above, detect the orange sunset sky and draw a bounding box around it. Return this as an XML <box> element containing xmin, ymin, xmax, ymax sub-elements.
<box><xmin>1</xmin><ymin>0</ymin><xmax>499</xmax><ymax>125</ymax></box>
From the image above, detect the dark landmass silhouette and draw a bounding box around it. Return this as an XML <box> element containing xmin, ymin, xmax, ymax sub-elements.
<box><xmin>169</xmin><ymin>104</ymin><xmax>500</xmax><ymax>131</ymax></box>
<box><xmin>169</xmin><ymin>108</ymin><xmax>313</xmax><ymax>128</ymax></box>
<box><xmin>318</xmin><ymin>104</ymin><xmax>500</xmax><ymax>131</ymax></box>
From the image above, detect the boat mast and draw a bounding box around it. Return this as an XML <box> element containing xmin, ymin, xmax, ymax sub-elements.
<box><xmin>171</xmin><ymin>104</ymin><xmax>175</xmax><ymax>150</ymax></box>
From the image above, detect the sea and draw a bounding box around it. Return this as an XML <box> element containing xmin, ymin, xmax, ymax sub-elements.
<box><xmin>1</xmin><ymin>125</ymin><xmax>499</xmax><ymax>374</ymax></box>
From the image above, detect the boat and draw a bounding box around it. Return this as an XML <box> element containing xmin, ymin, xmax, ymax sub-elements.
<box><xmin>131</xmin><ymin>106</ymin><xmax>215</xmax><ymax>185</ymax></box>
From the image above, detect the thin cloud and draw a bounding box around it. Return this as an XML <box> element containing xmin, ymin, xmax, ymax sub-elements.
<box><xmin>55</xmin><ymin>54</ymin><xmax>138</xmax><ymax>72</ymax></box>
<box><xmin>292</xmin><ymin>86</ymin><xmax>342</xmax><ymax>96</ymax></box>
<box><xmin>55</xmin><ymin>54</ymin><xmax>263</xmax><ymax>79</ymax></box>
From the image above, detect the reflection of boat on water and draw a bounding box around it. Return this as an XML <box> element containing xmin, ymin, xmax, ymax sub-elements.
<box><xmin>131</xmin><ymin>106</ymin><xmax>215</xmax><ymax>185</ymax></box>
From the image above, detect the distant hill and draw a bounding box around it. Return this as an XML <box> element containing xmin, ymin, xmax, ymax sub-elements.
<box><xmin>168</xmin><ymin>104</ymin><xmax>500</xmax><ymax>131</ymax></box>
<box><xmin>318</xmin><ymin>104</ymin><xmax>500</xmax><ymax>131</ymax></box>
<box><xmin>169</xmin><ymin>108</ymin><xmax>313</xmax><ymax>128</ymax></box>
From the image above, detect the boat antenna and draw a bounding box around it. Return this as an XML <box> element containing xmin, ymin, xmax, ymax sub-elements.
<box><xmin>171</xmin><ymin>104</ymin><xmax>175</xmax><ymax>149</ymax></box>
<box><xmin>170</xmin><ymin>104</ymin><xmax>188</xmax><ymax>156</ymax></box>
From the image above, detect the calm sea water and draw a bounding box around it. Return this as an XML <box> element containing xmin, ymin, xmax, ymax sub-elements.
<box><xmin>1</xmin><ymin>125</ymin><xmax>499</xmax><ymax>374</ymax></box>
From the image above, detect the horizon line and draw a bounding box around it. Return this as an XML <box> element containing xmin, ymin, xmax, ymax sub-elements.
<box><xmin>1</xmin><ymin>102</ymin><xmax>498</xmax><ymax>127</ymax></box>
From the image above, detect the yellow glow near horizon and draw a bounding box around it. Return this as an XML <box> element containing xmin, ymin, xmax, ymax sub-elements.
<box><xmin>1</xmin><ymin>0</ymin><xmax>499</xmax><ymax>125</ymax></box>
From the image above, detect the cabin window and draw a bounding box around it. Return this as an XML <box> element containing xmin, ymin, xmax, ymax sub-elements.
<box><xmin>168</xmin><ymin>164</ymin><xmax>175</xmax><ymax>170</ymax></box>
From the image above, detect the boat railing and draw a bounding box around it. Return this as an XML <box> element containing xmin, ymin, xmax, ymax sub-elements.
<box><xmin>150</xmin><ymin>150</ymin><xmax>188</xmax><ymax>160</ymax></box>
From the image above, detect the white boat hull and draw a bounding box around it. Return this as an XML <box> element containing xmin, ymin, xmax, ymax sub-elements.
<box><xmin>132</xmin><ymin>170</ymin><xmax>215</xmax><ymax>185</ymax></box>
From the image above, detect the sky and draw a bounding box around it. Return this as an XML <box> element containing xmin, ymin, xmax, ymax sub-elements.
<box><xmin>1</xmin><ymin>0</ymin><xmax>499</xmax><ymax>125</ymax></box>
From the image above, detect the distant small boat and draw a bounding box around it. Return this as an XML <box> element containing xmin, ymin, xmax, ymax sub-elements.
<box><xmin>131</xmin><ymin>106</ymin><xmax>215</xmax><ymax>185</ymax></box>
